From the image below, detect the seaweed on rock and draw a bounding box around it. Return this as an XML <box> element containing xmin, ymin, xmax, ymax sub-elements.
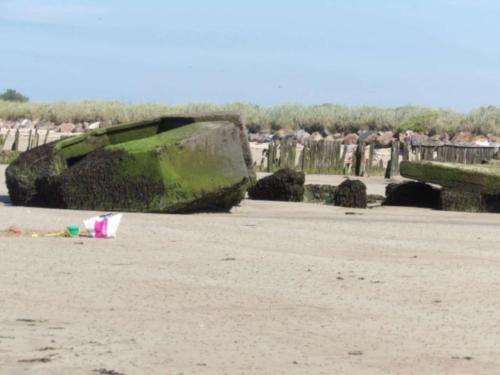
<box><xmin>333</xmin><ymin>179</ymin><xmax>367</xmax><ymax>208</ymax></box>
<box><xmin>248</xmin><ymin>168</ymin><xmax>305</xmax><ymax>202</ymax></box>
<box><xmin>441</xmin><ymin>189</ymin><xmax>500</xmax><ymax>213</ymax></box>
<box><xmin>304</xmin><ymin>184</ymin><xmax>336</xmax><ymax>204</ymax></box>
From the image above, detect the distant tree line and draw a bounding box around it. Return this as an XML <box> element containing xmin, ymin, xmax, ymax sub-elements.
<box><xmin>0</xmin><ymin>89</ymin><xmax>29</xmax><ymax>102</ymax></box>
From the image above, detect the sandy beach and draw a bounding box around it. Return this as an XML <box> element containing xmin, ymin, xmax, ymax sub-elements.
<box><xmin>1</xmin><ymin>165</ymin><xmax>500</xmax><ymax>374</ymax></box>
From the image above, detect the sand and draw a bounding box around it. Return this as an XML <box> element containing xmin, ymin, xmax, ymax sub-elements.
<box><xmin>1</xmin><ymin>165</ymin><xmax>500</xmax><ymax>374</ymax></box>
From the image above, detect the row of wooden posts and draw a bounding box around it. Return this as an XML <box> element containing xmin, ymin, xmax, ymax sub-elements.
<box><xmin>0</xmin><ymin>128</ymin><xmax>72</xmax><ymax>152</ymax></box>
<box><xmin>267</xmin><ymin>139</ymin><xmax>384</xmax><ymax>176</ymax></box>
<box><xmin>267</xmin><ymin>139</ymin><xmax>498</xmax><ymax>177</ymax></box>
<box><xmin>0</xmin><ymin>129</ymin><xmax>42</xmax><ymax>151</ymax></box>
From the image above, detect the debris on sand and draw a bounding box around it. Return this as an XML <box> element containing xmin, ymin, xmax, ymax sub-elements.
<box><xmin>84</xmin><ymin>213</ymin><xmax>123</xmax><ymax>238</ymax></box>
<box><xmin>7</xmin><ymin>225</ymin><xmax>21</xmax><ymax>236</ymax></box>
<box><xmin>451</xmin><ymin>356</ymin><xmax>473</xmax><ymax>361</ymax></box>
<box><xmin>1</xmin><ymin>228</ymin><xmax>74</xmax><ymax>238</ymax></box>
<box><xmin>93</xmin><ymin>369</ymin><xmax>126</xmax><ymax>375</ymax></box>
<box><xmin>18</xmin><ymin>356</ymin><xmax>53</xmax><ymax>363</ymax></box>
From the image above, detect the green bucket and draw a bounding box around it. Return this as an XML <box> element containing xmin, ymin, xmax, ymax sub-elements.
<box><xmin>66</xmin><ymin>226</ymin><xmax>80</xmax><ymax>237</ymax></box>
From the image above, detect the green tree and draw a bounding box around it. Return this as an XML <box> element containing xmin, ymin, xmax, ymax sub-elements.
<box><xmin>0</xmin><ymin>89</ymin><xmax>29</xmax><ymax>102</ymax></box>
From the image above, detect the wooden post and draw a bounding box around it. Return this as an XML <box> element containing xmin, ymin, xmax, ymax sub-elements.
<box><xmin>267</xmin><ymin>142</ymin><xmax>274</xmax><ymax>172</ymax></box>
<box><xmin>354</xmin><ymin>141</ymin><xmax>366</xmax><ymax>176</ymax></box>
<box><xmin>33</xmin><ymin>129</ymin><xmax>39</xmax><ymax>148</ymax></box>
<box><xmin>1</xmin><ymin>130</ymin><xmax>9</xmax><ymax>150</ymax></box>
<box><xmin>27</xmin><ymin>129</ymin><xmax>33</xmax><ymax>150</ymax></box>
<box><xmin>12</xmin><ymin>129</ymin><xmax>20</xmax><ymax>151</ymax></box>
<box><xmin>403</xmin><ymin>142</ymin><xmax>410</xmax><ymax>161</ymax></box>
<box><xmin>300</xmin><ymin>143</ymin><xmax>306</xmax><ymax>171</ymax></box>
<box><xmin>43</xmin><ymin>129</ymin><xmax>50</xmax><ymax>145</ymax></box>
<box><xmin>367</xmin><ymin>142</ymin><xmax>375</xmax><ymax>175</ymax></box>
<box><xmin>340</xmin><ymin>144</ymin><xmax>347</xmax><ymax>174</ymax></box>
<box><xmin>334</xmin><ymin>141</ymin><xmax>341</xmax><ymax>173</ymax></box>
<box><xmin>385</xmin><ymin>141</ymin><xmax>400</xmax><ymax>179</ymax></box>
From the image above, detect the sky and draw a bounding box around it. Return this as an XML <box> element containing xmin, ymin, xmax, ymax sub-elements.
<box><xmin>1</xmin><ymin>0</ymin><xmax>499</xmax><ymax>111</ymax></box>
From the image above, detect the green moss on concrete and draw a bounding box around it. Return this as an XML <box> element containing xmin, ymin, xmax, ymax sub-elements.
<box><xmin>440</xmin><ymin>189</ymin><xmax>500</xmax><ymax>213</ymax></box>
<box><xmin>441</xmin><ymin>189</ymin><xmax>485</xmax><ymax>212</ymax></box>
<box><xmin>53</xmin><ymin>149</ymin><xmax>167</xmax><ymax>211</ymax></box>
<box><xmin>31</xmin><ymin>121</ymin><xmax>250</xmax><ymax>212</ymax></box>
<box><xmin>53</xmin><ymin>113</ymin><xmax>253</xmax><ymax>168</ymax></box>
<box><xmin>54</xmin><ymin>116</ymin><xmax>192</xmax><ymax>160</ymax></box>
<box><xmin>105</xmin><ymin>121</ymin><xmax>249</xmax><ymax>211</ymax></box>
<box><xmin>6</xmin><ymin>114</ymin><xmax>253</xmax><ymax>212</ymax></box>
<box><xmin>0</xmin><ymin>151</ymin><xmax>21</xmax><ymax>165</ymax></box>
<box><xmin>5</xmin><ymin>142</ymin><xmax>68</xmax><ymax>205</ymax></box>
<box><xmin>367</xmin><ymin>194</ymin><xmax>385</xmax><ymax>204</ymax></box>
<box><xmin>304</xmin><ymin>184</ymin><xmax>336</xmax><ymax>204</ymax></box>
<box><xmin>400</xmin><ymin>161</ymin><xmax>500</xmax><ymax>194</ymax></box>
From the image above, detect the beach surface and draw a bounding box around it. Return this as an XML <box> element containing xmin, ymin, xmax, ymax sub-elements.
<box><xmin>1</xmin><ymin>165</ymin><xmax>500</xmax><ymax>374</ymax></box>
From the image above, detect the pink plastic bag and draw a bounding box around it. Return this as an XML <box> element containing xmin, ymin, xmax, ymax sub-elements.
<box><xmin>83</xmin><ymin>213</ymin><xmax>123</xmax><ymax>238</ymax></box>
<box><xmin>94</xmin><ymin>219</ymin><xmax>108</xmax><ymax>238</ymax></box>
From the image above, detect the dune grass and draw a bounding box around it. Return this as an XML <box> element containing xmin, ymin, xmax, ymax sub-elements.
<box><xmin>1</xmin><ymin>100</ymin><xmax>500</xmax><ymax>135</ymax></box>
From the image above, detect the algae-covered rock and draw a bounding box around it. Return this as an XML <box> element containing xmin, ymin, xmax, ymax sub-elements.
<box><xmin>6</xmin><ymin>114</ymin><xmax>253</xmax><ymax>213</ymax></box>
<box><xmin>303</xmin><ymin>184</ymin><xmax>383</xmax><ymax>206</ymax></box>
<box><xmin>441</xmin><ymin>189</ymin><xmax>500</xmax><ymax>213</ymax></box>
<box><xmin>367</xmin><ymin>194</ymin><xmax>385</xmax><ymax>204</ymax></box>
<box><xmin>440</xmin><ymin>189</ymin><xmax>484</xmax><ymax>213</ymax></box>
<box><xmin>384</xmin><ymin>181</ymin><xmax>441</xmax><ymax>209</ymax></box>
<box><xmin>304</xmin><ymin>184</ymin><xmax>336</xmax><ymax>204</ymax></box>
<box><xmin>248</xmin><ymin>168</ymin><xmax>305</xmax><ymax>202</ymax></box>
<box><xmin>333</xmin><ymin>179</ymin><xmax>367</xmax><ymax>208</ymax></box>
<box><xmin>0</xmin><ymin>151</ymin><xmax>21</xmax><ymax>165</ymax></box>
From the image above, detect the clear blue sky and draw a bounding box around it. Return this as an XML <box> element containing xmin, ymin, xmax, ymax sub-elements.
<box><xmin>1</xmin><ymin>0</ymin><xmax>499</xmax><ymax>111</ymax></box>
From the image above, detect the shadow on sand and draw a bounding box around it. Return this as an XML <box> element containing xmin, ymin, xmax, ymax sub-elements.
<box><xmin>0</xmin><ymin>195</ymin><xmax>11</xmax><ymax>205</ymax></box>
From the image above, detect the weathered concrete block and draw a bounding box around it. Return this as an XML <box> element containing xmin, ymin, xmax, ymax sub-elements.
<box><xmin>400</xmin><ymin>160</ymin><xmax>500</xmax><ymax>212</ymax></box>
<box><xmin>6</xmin><ymin>114</ymin><xmax>253</xmax><ymax>213</ymax></box>
<box><xmin>441</xmin><ymin>189</ymin><xmax>500</xmax><ymax>213</ymax></box>
<box><xmin>440</xmin><ymin>189</ymin><xmax>484</xmax><ymax>212</ymax></box>
<box><xmin>400</xmin><ymin>160</ymin><xmax>500</xmax><ymax>195</ymax></box>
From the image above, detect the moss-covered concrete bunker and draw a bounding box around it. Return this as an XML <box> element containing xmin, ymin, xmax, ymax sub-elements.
<box><xmin>400</xmin><ymin>160</ymin><xmax>500</xmax><ymax>194</ymax></box>
<box><xmin>6</xmin><ymin>113</ymin><xmax>253</xmax><ymax>213</ymax></box>
<box><xmin>400</xmin><ymin>160</ymin><xmax>500</xmax><ymax>213</ymax></box>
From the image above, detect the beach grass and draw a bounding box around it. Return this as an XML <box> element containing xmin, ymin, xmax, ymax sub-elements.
<box><xmin>1</xmin><ymin>100</ymin><xmax>500</xmax><ymax>134</ymax></box>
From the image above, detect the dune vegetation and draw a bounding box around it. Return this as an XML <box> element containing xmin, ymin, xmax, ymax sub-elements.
<box><xmin>1</xmin><ymin>100</ymin><xmax>500</xmax><ymax>134</ymax></box>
